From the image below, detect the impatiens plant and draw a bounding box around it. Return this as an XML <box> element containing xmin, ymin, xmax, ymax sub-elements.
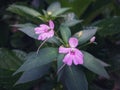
<box><xmin>7</xmin><ymin>2</ymin><xmax>110</xmax><ymax>90</ymax></box>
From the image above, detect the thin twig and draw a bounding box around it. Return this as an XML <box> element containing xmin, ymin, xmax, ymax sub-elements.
<box><xmin>57</xmin><ymin>64</ymin><xmax>66</xmax><ymax>74</ymax></box>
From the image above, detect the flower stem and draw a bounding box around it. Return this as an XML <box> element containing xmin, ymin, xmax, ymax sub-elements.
<box><xmin>36</xmin><ymin>38</ymin><xmax>48</xmax><ymax>54</ymax></box>
<box><xmin>57</xmin><ymin>64</ymin><xmax>66</xmax><ymax>74</ymax></box>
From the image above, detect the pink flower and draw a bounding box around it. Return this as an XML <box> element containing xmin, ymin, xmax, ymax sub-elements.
<box><xmin>90</xmin><ymin>36</ymin><xmax>96</xmax><ymax>43</ymax></box>
<box><xmin>34</xmin><ymin>20</ymin><xmax>54</xmax><ymax>41</ymax></box>
<box><xmin>59</xmin><ymin>37</ymin><xmax>83</xmax><ymax>66</ymax></box>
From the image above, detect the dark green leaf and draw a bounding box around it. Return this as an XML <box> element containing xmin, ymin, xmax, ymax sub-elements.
<box><xmin>52</xmin><ymin>8</ymin><xmax>70</xmax><ymax>17</ymax></box>
<box><xmin>65</xmin><ymin>20</ymin><xmax>81</xmax><ymax>27</ymax></box>
<box><xmin>0</xmin><ymin>48</ymin><xmax>26</xmax><ymax>71</ymax></box>
<box><xmin>82</xmin><ymin>0</ymin><xmax>112</xmax><ymax>24</ymax></box>
<box><xmin>47</xmin><ymin>2</ymin><xmax>69</xmax><ymax>17</ymax></box>
<box><xmin>58</xmin><ymin>65</ymin><xmax>88</xmax><ymax>90</ymax></box>
<box><xmin>74</xmin><ymin>27</ymin><xmax>97</xmax><ymax>45</ymax></box>
<box><xmin>57</xmin><ymin>54</ymin><xmax>65</xmax><ymax>70</ymax></box>
<box><xmin>0</xmin><ymin>69</ymin><xmax>31</xmax><ymax>90</ymax></box>
<box><xmin>12</xmin><ymin>23</ymin><xmax>38</xmax><ymax>39</ymax></box>
<box><xmin>57</xmin><ymin>54</ymin><xmax>65</xmax><ymax>81</ymax></box>
<box><xmin>47</xmin><ymin>2</ymin><xmax>61</xmax><ymax>13</ymax></box>
<box><xmin>95</xmin><ymin>58</ymin><xmax>110</xmax><ymax>67</ymax></box>
<box><xmin>64</xmin><ymin>12</ymin><xmax>82</xmax><ymax>27</ymax></box>
<box><xmin>60</xmin><ymin>25</ymin><xmax>71</xmax><ymax>44</ymax></box>
<box><xmin>60</xmin><ymin>0</ymin><xmax>92</xmax><ymax>17</ymax></box>
<box><xmin>82</xmin><ymin>51</ymin><xmax>109</xmax><ymax>78</ymax></box>
<box><xmin>15</xmin><ymin>64</ymin><xmax>51</xmax><ymax>84</ymax></box>
<box><xmin>93</xmin><ymin>16</ymin><xmax>120</xmax><ymax>36</ymax></box>
<box><xmin>14</xmin><ymin>47</ymin><xmax>58</xmax><ymax>74</ymax></box>
<box><xmin>7</xmin><ymin>4</ymin><xmax>41</xmax><ymax>18</ymax></box>
<box><xmin>47</xmin><ymin>36</ymin><xmax>61</xmax><ymax>45</ymax></box>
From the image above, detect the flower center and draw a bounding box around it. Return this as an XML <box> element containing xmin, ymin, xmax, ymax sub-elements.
<box><xmin>70</xmin><ymin>48</ymin><xmax>75</xmax><ymax>55</ymax></box>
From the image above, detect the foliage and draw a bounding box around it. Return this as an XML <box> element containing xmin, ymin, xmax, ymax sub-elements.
<box><xmin>0</xmin><ymin>0</ymin><xmax>120</xmax><ymax>90</ymax></box>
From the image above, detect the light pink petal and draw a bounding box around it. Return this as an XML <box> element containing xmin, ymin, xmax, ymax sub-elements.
<box><xmin>34</xmin><ymin>27</ymin><xmax>44</xmax><ymax>34</ymax></box>
<box><xmin>74</xmin><ymin>55</ymin><xmax>83</xmax><ymax>65</ymax></box>
<box><xmin>38</xmin><ymin>35</ymin><xmax>42</xmax><ymax>40</ymax></box>
<box><xmin>49</xmin><ymin>20</ymin><xmax>54</xmax><ymax>29</ymax></box>
<box><xmin>38</xmin><ymin>33</ymin><xmax>47</xmax><ymax>41</ymax></box>
<box><xmin>59</xmin><ymin>46</ymin><xmax>70</xmax><ymax>54</ymax></box>
<box><xmin>69</xmin><ymin>37</ymin><xmax>78</xmax><ymax>48</ymax></box>
<box><xmin>47</xmin><ymin>30</ymin><xmax>54</xmax><ymax>38</ymax></box>
<box><xmin>90</xmin><ymin>36</ymin><xmax>96</xmax><ymax>43</ymax></box>
<box><xmin>40</xmin><ymin>24</ymin><xmax>49</xmax><ymax>29</ymax></box>
<box><xmin>72</xmin><ymin>56</ymin><xmax>79</xmax><ymax>65</ymax></box>
<box><xmin>74</xmin><ymin>48</ymin><xmax>83</xmax><ymax>57</ymax></box>
<box><xmin>63</xmin><ymin>54</ymin><xmax>73</xmax><ymax>66</ymax></box>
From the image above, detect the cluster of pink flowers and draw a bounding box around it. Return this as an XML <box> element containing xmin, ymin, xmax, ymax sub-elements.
<box><xmin>34</xmin><ymin>20</ymin><xmax>95</xmax><ymax>66</ymax></box>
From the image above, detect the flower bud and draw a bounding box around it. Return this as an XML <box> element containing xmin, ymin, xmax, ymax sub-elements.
<box><xmin>90</xmin><ymin>36</ymin><xmax>96</xmax><ymax>43</ymax></box>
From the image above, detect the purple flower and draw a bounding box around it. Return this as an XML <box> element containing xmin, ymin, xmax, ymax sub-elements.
<box><xmin>34</xmin><ymin>20</ymin><xmax>54</xmax><ymax>41</ymax></box>
<box><xmin>59</xmin><ymin>37</ymin><xmax>83</xmax><ymax>66</ymax></box>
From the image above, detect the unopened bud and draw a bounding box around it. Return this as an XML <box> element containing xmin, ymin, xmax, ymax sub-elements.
<box><xmin>90</xmin><ymin>36</ymin><xmax>96</xmax><ymax>43</ymax></box>
<box><xmin>47</xmin><ymin>11</ymin><xmax>52</xmax><ymax>15</ymax></box>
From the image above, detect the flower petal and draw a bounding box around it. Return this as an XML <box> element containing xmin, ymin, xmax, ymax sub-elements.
<box><xmin>74</xmin><ymin>48</ymin><xmax>83</xmax><ymax>57</ymax></box>
<box><xmin>69</xmin><ymin>37</ymin><xmax>78</xmax><ymax>48</ymax></box>
<box><xmin>74</xmin><ymin>55</ymin><xmax>83</xmax><ymax>64</ymax></box>
<box><xmin>63</xmin><ymin>54</ymin><xmax>72</xmax><ymax>66</ymax></box>
<box><xmin>49</xmin><ymin>20</ymin><xmax>54</xmax><ymax>29</ymax></box>
<box><xmin>72</xmin><ymin>48</ymin><xmax>83</xmax><ymax>65</ymax></box>
<box><xmin>72</xmin><ymin>55</ymin><xmax>79</xmax><ymax>65</ymax></box>
<box><xmin>38</xmin><ymin>33</ymin><xmax>47</xmax><ymax>41</ymax></box>
<box><xmin>59</xmin><ymin>46</ymin><xmax>70</xmax><ymax>54</ymax></box>
<box><xmin>47</xmin><ymin>30</ymin><xmax>54</xmax><ymax>38</ymax></box>
<box><xmin>34</xmin><ymin>27</ymin><xmax>44</xmax><ymax>34</ymax></box>
<box><xmin>40</xmin><ymin>24</ymin><xmax>49</xmax><ymax>29</ymax></box>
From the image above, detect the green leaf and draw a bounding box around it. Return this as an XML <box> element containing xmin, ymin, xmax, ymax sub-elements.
<box><xmin>82</xmin><ymin>51</ymin><xmax>109</xmax><ymax>78</ymax></box>
<box><xmin>82</xmin><ymin>0</ymin><xmax>112</xmax><ymax>24</ymax></box>
<box><xmin>7</xmin><ymin>4</ymin><xmax>41</xmax><ymax>18</ymax></box>
<box><xmin>60</xmin><ymin>25</ymin><xmax>71</xmax><ymax>44</ymax></box>
<box><xmin>57</xmin><ymin>54</ymin><xmax>65</xmax><ymax>70</ymax></box>
<box><xmin>74</xmin><ymin>27</ymin><xmax>97</xmax><ymax>45</ymax></box>
<box><xmin>14</xmin><ymin>47</ymin><xmax>58</xmax><ymax>75</ymax></box>
<box><xmin>58</xmin><ymin>65</ymin><xmax>88</xmax><ymax>90</ymax></box>
<box><xmin>47</xmin><ymin>2</ymin><xmax>61</xmax><ymax>13</ymax></box>
<box><xmin>57</xmin><ymin>54</ymin><xmax>65</xmax><ymax>81</ymax></box>
<box><xmin>52</xmin><ymin>8</ymin><xmax>70</xmax><ymax>17</ymax></box>
<box><xmin>15</xmin><ymin>64</ymin><xmax>51</xmax><ymax>84</ymax></box>
<box><xmin>47</xmin><ymin>2</ymin><xmax>69</xmax><ymax>17</ymax></box>
<box><xmin>0</xmin><ymin>48</ymin><xmax>26</xmax><ymax>71</ymax></box>
<box><xmin>60</xmin><ymin>0</ymin><xmax>92</xmax><ymax>17</ymax></box>
<box><xmin>0</xmin><ymin>69</ymin><xmax>31</xmax><ymax>90</ymax></box>
<box><xmin>47</xmin><ymin>36</ymin><xmax>61</xmax><ymax>45</ymax></box>
<box><xmin>93</xmin><ymin>16</ymin><xmax>120</xmax><ymax>36</ymax></box>
<box><xmin>12</xmin><ymin>23</ymin><xmax>38</xmax><ymax>39</ymax></box>
<box><xmin>64</xmin><ymin>12</ymin><xmax>82</xmax><ymax>27</ymax></box>
<box><xmin>95</xmin><ymin>58</ymin><xmax>110</xmax><ymax>67</ymax></box>
<box><xmin>65</xmin><ymin>20</ymin><xmax>82</xmax><ymax>27</ymax></box>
